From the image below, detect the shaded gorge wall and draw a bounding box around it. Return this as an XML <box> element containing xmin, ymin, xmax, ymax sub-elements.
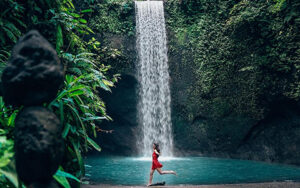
<box><xmin>87</xmin><ymin>0</ymin><xmax>300</xmax><ymax>165</ymax></box>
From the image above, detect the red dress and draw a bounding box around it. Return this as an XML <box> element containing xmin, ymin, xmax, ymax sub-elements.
<box><xmin>152</xmin><ymin>151</ymin><xmax>163</xmax><ymax>170</ymax></box>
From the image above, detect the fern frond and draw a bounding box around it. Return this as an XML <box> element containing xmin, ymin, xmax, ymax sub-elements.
<box><xmin>11</xmin><ymin>17</ymin><xmax>26</xmax><ymax>28</ymax></box>
<box><xmin>68</xmin><ymin>67</ymin><xmax>82</xmax><ymax>75</ymax></box>
<box><xmin>2</xmin><ymin>27</ymin><xmax>17</xmax><ymax>42</ymax></box>
<box><xmin>5</xmin><ymin>22</ymin><xmax>21</xmax><ymax>37</ymax></box>
<box><xmin>0</xmin><ymin>32</ymin><xmax>6</xmax><ymax>44</ymax></box>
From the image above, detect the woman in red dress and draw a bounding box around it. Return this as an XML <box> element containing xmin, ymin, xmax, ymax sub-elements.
<box><xmin>148</xmin><ymin>143</ymin><xmax>176</xmax><ymax>186</ymax></box>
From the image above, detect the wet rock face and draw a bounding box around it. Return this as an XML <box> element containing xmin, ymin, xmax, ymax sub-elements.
<box><xmin>96</xmin><ymin>75</ymin><xmax>138</xmax><ymax>155</ymax></box>
<box><xmin>14</xmin><ymin>107</ymin><xmax>64</xmax><ymax>185</ymax></box>
<box><xmin>1</xmin><ymin>30</ymin><xmax>64</xmax><ymax>106</ymax></box>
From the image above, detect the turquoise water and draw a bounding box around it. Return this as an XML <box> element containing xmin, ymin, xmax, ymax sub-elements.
<box><xmin>85</xmin><ymin>156</ymin><xmax>300</xmax><ymax>185</ymax></box>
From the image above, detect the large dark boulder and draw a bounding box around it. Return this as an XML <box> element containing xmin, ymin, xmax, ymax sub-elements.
<box><xmin>1</xmin><ymin>30</ymin><xmax>64</xmax><ymax>107</ymax></box>
<box><xmin>14</xmin><ymin>107</ymin><xmax>64</xmax><ymax>186</ymax></box>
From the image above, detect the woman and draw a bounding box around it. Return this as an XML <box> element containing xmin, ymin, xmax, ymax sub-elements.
<box><xmin>148</xmin><ymin>143</ymin><xmax>176</xmax><ymax>186</ymax></box>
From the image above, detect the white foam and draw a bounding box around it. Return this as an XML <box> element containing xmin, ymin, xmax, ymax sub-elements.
<box><xmin>131</xmin><ymin>157</ymin><xmax>188</xmax><ymax>161</ymax></box>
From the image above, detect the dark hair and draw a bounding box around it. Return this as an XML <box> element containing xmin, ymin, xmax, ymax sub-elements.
<box><xmin>153</xmin><ymin>143</ymin><xmax>160</xmax><ymax>154</ymax></box>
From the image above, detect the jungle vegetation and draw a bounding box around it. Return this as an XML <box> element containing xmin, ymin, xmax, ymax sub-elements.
<box><xmin>164</xmin><ymin>0</ymin><xmax>300</xmax><ymax>153</ymax></box>
<box><xmin>0</xmin><ymin>0</ymin><xmax>120</xmax><ymax>187</ymax></box>
<box><xmin>165</xmin><ymin>0</ymin><xmax>300</xmax><ymax>120</ymax></box>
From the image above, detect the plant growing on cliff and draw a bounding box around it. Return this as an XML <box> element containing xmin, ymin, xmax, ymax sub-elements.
<box><xmin>166</xmin><ymin>0</ymin><xmax>300</xmax><ymax>120</ymax></box>
<box><xmin>89</xmin><ymin>0</ymin><xmax>135</xmax><ymax>35</ymax></box>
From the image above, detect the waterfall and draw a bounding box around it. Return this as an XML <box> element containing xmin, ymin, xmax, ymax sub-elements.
<box><xmin>135</xmin><ymin>1</ymin><xmax>174</xmax><ymax>157</ymax></box>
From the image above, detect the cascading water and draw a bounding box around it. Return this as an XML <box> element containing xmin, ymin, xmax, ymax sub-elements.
<box><xmin>135</xmin><ymin>1</ymin><xmax>173</xmax><ymax>157</ymax></box>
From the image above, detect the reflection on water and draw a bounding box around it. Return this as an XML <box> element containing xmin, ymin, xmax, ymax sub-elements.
<box><xmin>85</xmin><ymin>156</ymin><xmax>300</xmax><ymax>185</ymax></box>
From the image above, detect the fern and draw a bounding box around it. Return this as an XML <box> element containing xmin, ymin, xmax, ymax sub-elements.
<box><xmin>5</xmin><ymin>22</ymin><xmax>21</xmax><ymax>37</ymax></box>
<box><xmin>2</xmin><ymin>27</ymin><xmax>17</xmax><ymax>43</ymax></box>
<box><xmin>11</xmin><ymin>17</ymin><xmax>27</xmax><ymax>28</ymax></box>
<box><xmin>0</xmin><ymin>32</ymin><xmax>6</xmax><ymax>45</ymax></box>
<box><xmin>0</xmin><ymin>0</ymin><xmax>25</xmax><ymax>47</ymax></box>
<box><xmin>68</xmin><ymin>67</ymin><xmax>82</xmax><ymax>75</ymax></box>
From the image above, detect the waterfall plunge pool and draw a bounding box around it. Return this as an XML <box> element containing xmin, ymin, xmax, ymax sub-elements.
<box><xmin>84</xmin><ymin>156</ymin><xmax>300</xmax><ymax>185</ymax></box>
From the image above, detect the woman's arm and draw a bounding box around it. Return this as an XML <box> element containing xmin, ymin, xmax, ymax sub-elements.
<box><xmin>154</xmin><ymin>149</ymin><xmax>160</xmax><ymax>155</ymax></box>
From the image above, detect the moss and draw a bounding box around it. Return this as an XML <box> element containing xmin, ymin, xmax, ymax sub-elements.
<box><xmin>165</xmin><ymin>0</ymin><xmax>300</xmax><ymax>121</ymax></box>
<box><xmin>89</xmin><ymin>0</ymin><xmax>135</xmax><ymax>36</ymax></box>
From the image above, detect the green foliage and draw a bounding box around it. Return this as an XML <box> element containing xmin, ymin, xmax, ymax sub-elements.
<box><xmin>272</xmin><ymin>0</ymin><xmax>287</xmax><ymax>12</ymax></box>
<box><xmin>0</xmin><ymin>0</ymin><xmax>25</xmax><ymax>45</ymax></box>
<box><xmin>0</xmin><ymin>0</ymin><xmax>119</xmax><ymax>187</ymax></box>
<box><xmin>0</xmin><ymin>0</ymin><xmax>26</xmax><ymax>72</ymax></box>
<box><xmin>56</xmin><ymin>24</ymin><xmax>64</xmax><ymax>53</ymax></box>
<box><xmin>54</xmin><ymin>167</ymin><xmax>81</xmax><ymax>188</ymax></box>
<box><xmin>89</xmin><ymin>0</ymin><xmax>135</xmax><ymax>35</ymax></box>
<box><xmin>165</xmin><ymin>0</ymin><xmax>300</xmax><ymax>120</ymax></box>
<box><xmin>0</xmin><ymin>160</ymin><xmax>20</xmax><ymax>188</ymax></box>
<box><xmin>0</xmin><ymin>121</ymin><xmax>20</xmax><ymax>188</ymax></box>
<box><xmin>0</xmin><ymin>96</ymin><xmax>19</xmax><ymax>186</ymax></box>
<box><xmin>0</xmin><ymin>50</ymin><xmax>10</xmax><ymax>75</ymax></box>
<box><xmin>0</xmin><ymin>98</ymin><xmax>18</xmax><ymax>137</ymax></box>
<box><xmin>48</xmin><ymin>67</ymin><xmax>118</xmax><ymax>177</ymax></box>
<box><xmin>0</xmin><ymin>137</ymin><xmax>13</xmax><ymax>170</ymax></box>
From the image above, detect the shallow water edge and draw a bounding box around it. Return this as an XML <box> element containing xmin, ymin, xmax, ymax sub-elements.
<box><xmin>82</xmin><ymin>181</ymin><xmax>300</xmax><ymax>188</ymax></box>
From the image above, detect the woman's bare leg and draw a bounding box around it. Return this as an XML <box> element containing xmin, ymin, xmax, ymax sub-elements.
<box><xmin>148</xmin><ymin>169</ymin><xmax>155</xmax><ymax>186</ymax></box>
<box><xmin>156</xmin><ymin>168</ymin><xmax>177</xmax><ymax>175</ymax></box>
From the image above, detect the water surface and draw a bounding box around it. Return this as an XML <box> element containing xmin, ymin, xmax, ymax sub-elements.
<box><xmin>85</xmin><ymin>156</ymin><xmax>300</xmax><ymax>185</ymax></box>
